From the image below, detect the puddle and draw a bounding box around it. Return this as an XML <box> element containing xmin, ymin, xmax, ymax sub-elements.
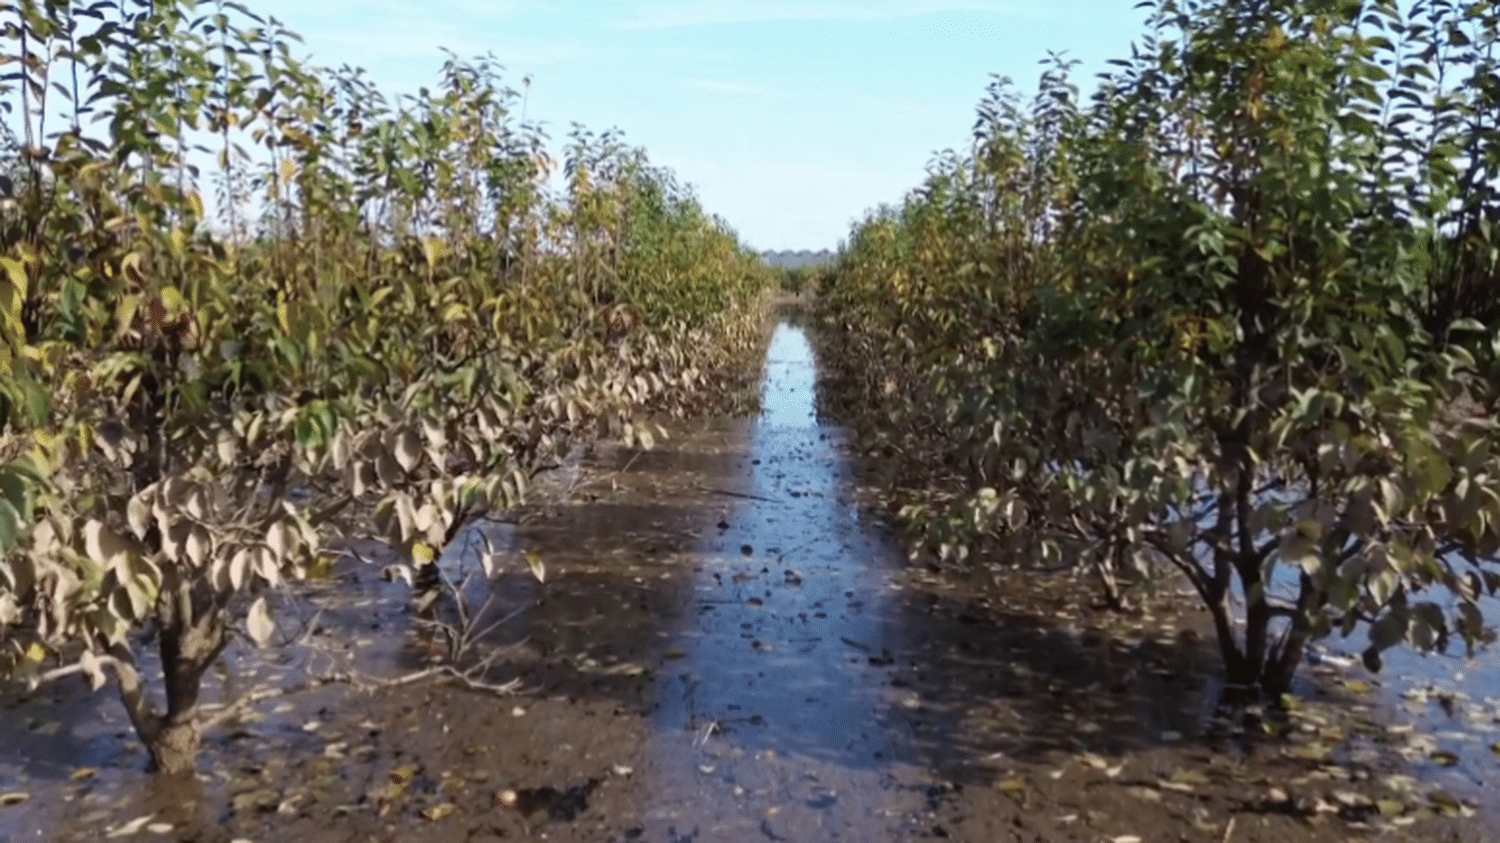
<box><xmin>1296</xmin><ymin>587</ymin><xmax>1500</xmax><ymax>808</ymax></box>
<box><xmin>637</xmin><ymin>321</ymin><xmax>927</xmax><ymax>840</ymax></box>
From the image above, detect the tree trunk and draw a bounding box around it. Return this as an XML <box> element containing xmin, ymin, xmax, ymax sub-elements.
<box><xmin>1262</xmin><ymin>624</ymin><xmax>1312</xmax><ymax>700</ymax></box>
<box><xmin>147</xmin><ymin>718</ymin><xmax>202</xmax><ymax>775</ymax></box>
<box><xmin>107</xmin><ymin>640</ymin><xmax>207</xmax><ymax>776</ymax></box>
<box><xmin>1206</xmin><ymin>591</ymin><xmax>1250</xmax><ymax>686</ymax></box>
<box><xmin>134</xmin><ymin>587</ymin><xmax>230</xmax><ymax>775</ymax></box>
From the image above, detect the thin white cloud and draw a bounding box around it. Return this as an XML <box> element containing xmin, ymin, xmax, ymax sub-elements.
<box><xmin>253</xmin><ymin>0</ymin><xmax>585</xmax><ymax>74</ymax></box>
<box><xmin>311</xmin><ymin>27</ymin><xmax>591</xmax><ymax>68</ymax></box>
<box><xmin>681</xmin><ymin>78</ymin><xmax>768</xmax><ymax>96</ymax></box>
<box><xmin>611</xmin><ymin>0</ymin><xmax>1026</xmax><ymax>30</ymax></box>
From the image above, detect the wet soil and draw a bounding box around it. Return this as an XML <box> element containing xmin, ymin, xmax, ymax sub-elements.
<box><xmin>2</xmin><ymin>319</ymin><xmax>1497</xmax><ymax>842</ymax></box>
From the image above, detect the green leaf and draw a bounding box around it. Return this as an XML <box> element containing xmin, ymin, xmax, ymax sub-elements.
<box><xmin>0</xmin><ymin>499</ymin><xmax>20</xmax><ymax>552</ymax></box>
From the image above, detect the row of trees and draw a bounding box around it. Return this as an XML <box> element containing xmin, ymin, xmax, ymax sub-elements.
<box><xmin>0</xmin><ymin>0</ymin><xmax>771</xmax><ymax>772</ymax></box>
<box><xmin>817</xmin><ymin>0</ymin><xmax>1500</xmax><ymax>697</ymax></box>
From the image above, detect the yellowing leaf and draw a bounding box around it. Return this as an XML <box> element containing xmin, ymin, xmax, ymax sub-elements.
<box><xmin>126</xmin><ymin>495</ymin><xmax>151</xmax><ymax>540</ymax></box>
<box><xmin>82</xmin><ymin>519</ymin><xmax>131</xmax><ymax>571</ymax></box>
<box><xmin>393</xmin><ymin>429</ymin><xmax>422</xmax><ymax>474</ymax></box>
<box><xmin>246</xmin><ymin>596</ymin><xmax>274</xmax><ymax>648</ymax></box>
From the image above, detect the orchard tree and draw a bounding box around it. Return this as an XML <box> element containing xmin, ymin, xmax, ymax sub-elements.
<box><xmin>819</xmin><ymin>0</ymin><xmax>1500</xmax><ymax>699</ymax></box>
<box><xmin>1009</xmin><ymin>0</ymin><xmax>1500</xmax><ymax>696</ymax></box>
<box><xmin>0</xmin><ymin>0</ymin><xmax>771</xmax><ymax>775</ymax></box>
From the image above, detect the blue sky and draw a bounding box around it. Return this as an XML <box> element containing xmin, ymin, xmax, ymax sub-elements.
<box><xmin>234</xmin><ymin>0</ymin><xmax>1156</xmax><ymax>252</ymax></box>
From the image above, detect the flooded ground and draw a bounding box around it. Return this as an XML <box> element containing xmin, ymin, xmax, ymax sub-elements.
<box><xmin>1</xmin><ymin>315</ymin><xmax>1498</xmax><ymax>842</ymax></box>
<box><xmin>1298</xmin><ymin>595</ymin><xmax>1500</xmax><ymax>812</ymax></box>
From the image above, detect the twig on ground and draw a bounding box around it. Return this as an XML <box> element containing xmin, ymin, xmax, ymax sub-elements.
<box><xmin>200</xmin><ymin>662</ymin><xmax>527</xmax><ymax>731</ymax></box>
<box><xmin>695</xmin><ymin>719</ymin><xmax>719</xmax><ymax>747</ymax></box>
<box><xmin>698</xmin><ymin>486</ymin><xmax>779</xmax><ymax>503</ymax></box>
<box><xmin>840</xmin><ymin>636</ymin><xmax>871</xmax><ymax>652</ymax></box>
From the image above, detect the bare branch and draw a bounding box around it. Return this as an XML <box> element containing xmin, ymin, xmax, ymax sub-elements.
<box><xmin>199</xmin><ymin>663</ymin><xmax>527</xmax><ymax>731</ymax></box>
<box><xmin>34</xmin><ymin>647</ymin><xmax>164</xmax><ymax>743</ymax></box>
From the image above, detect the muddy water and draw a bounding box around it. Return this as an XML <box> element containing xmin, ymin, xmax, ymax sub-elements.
<box><xmin>1296</xmin><ymin>587</ymin><xmax>1500</xmax><ymax>808</ymax></box>
<box><xmin>1253</xmin><ymin>538</ymin><xmax>1500</xmax><ymax>809</ymax></box>
<box><xmin>635</xmin><ymin>322</ymin><xmax>929</xmax><ymax>841</ymax></box>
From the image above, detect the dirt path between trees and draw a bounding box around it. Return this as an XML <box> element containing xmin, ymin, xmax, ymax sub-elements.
<box><xmin>2</xmin><ymin>317</ymin><xmax>1497</xmax><ymax>842</ymax></box>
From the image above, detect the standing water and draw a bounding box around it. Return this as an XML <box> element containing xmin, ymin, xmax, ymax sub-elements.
<box><xmin>638</xmin><ymin>321</ymin><xmax>924</xmax><ymax>841</ymax></box>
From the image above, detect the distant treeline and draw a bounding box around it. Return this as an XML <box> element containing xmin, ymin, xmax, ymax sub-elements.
<box><xmin>761</xmin><ymin>249</ymin><xmax>833</xmax><ymax>270</ymax></box>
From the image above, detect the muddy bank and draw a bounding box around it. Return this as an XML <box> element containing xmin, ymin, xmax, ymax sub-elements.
<box><xmin>1</xmin><ymin>316</ymin><xmax>1496</xmax><ymax>843</ymax></box>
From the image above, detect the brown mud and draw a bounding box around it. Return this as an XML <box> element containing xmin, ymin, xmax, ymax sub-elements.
<box><xmin>1</xmin><ymin>318</ymin><xmax>1497</xmax><ymax>842</ymax></box>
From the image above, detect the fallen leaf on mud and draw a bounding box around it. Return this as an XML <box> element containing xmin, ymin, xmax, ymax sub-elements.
<box><xmin>664</xmin><ymin>648</ymin><xmax>687</xmax><ymax>659</ymax></box>
<box><xmin>511</xmin><ymin>706</ymin><xmax>526</xmax><ymax>717</ymax></box>
<box><xmin>389</xmin><ymin>766</ymin><xmax>417</xmax><ymax>785</ymax></box>
<box><xmin>422</xmin><ymin>803</ymin><xmax>456</xmax><ymax>821</ymax></box>
<box><xmin>612</xmin><ymin>765</ymin><xmax>633</xmax><ymax>777</ymax></box>
<box><xmin>1284</xmin><ymin>743</ymin><xmax>1330</xmax><ymax>761</ymax></box>
<box><xmin>1127</xmin><ymin>786</ymin><xmax>1161</xmax><ymax>802</ymax></box>
<box><xmin>1430</xmin><ymin>750</ymin><xmax>1459</xmax><ymax>766</ymax></box>
<box><xmin>1331</xmin><ymin>791</ymin><xmax>1367</xmax><ymax>807</ymax></box>
<box><xmin>106</xmin><ymin>815</ymin><xmax>156</xmax><ymax>838</ymax></box>
<box><xmin>1078</xmin><ymin>752</ymin><xmax>1109</xmax><ymax>770</ymax></box>
<box><xmin>145</xmin><ymin>823</ymin><xmax>173</xmax><ymax>834</ymax></box>
<box><xmin>1376</xmin><ymin>799</ymin><xmax>1404</xmax><ymax>817</ymax></box>
<box><xmin>1168</xmin><ymin>768</ymin><xmax>1209</xmax><ymax>786</ymax></box>
<box><xmin>1428</xmin><ymin>790</ymin><xmax>1473</xmax><ymax>817</ymax></box>
<box><xmin>0</xmin><ymin>793</ymin><xmax>29</xmax><ymax>807</ymax></box>
<box><xmin>70</xmin><ymin>767</ymin><xmax>98</xmax><ymax>781</ymax></box>
<box><xmin>1109</xmin><ymin>836</ymin><xmax>1142</xmax><ymax>843</ymax></box>
<box><xmin>995</xmin><ymin>777</ymin><xmax>1026</xmax><ymax>793</ymax></box>
<box><xmin>231</xmin><ymin>789</ymin><xmax>279</xmax><ymax>813</ymax></box>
